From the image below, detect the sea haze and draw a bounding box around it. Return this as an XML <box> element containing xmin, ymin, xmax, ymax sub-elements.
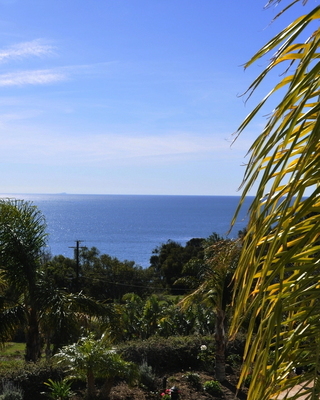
<box><xmin>0</xmin><ymin>194</ymin><xmax>253</xmax><ymax>268</ymax></box>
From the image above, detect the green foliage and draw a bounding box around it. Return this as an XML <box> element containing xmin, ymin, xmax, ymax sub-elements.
<box><xmin>44</xmin><ymin>246</ymin><xmax>156</xmax><ymax>300</ymax></box>
<box><xmin>150</xmin><ymin>238</ymin><xmax>207</xmax><ymax>294</ymax></box>
<box><xmin>0</xmin><ymin>199</ymin><xmax>47</xmax><ymax>361</ymax></box>
<box><xmin>54</xmin><ymin>334</ymin><xmax>138</xmax><ymax>399</ymax></box>
<box><xmin>106</xmin><ymin>293</ymin><xmax>216</xmax><ymax>342</ymax></box>
<box><xmin>243</xmin><ymin>374</ymin><xmax>252</xmax><ymax>388</ymax></box>
<box><xmin>182</xmin><ymin>372</ymin><xmax>201</xmax><ymax>390</ymax></box>
<box><xmin>79</xmin><ymin>247</ymin><xmax>154</xmax><ymax>300</ymax></box>
<box><xmin>0</xmin><ymin>200</ymin><xmax>108</xmax><ymax>362</ymax></box>
<box><xmin>230</xmin><ymin>1</ymin><xmax>320</xmax><ymax>399</ymax></box>
<box><xmin>0</xmin><ymin>344</ymin><xmax>25</xmax><ymax>358</ymax></box>
<box><xmin>0</xmin><ymin>362</ymin><xmax>24</xmax><ymax>378</ymax></box>
<box><xmin>203</xmin><ymin>380</ymin><xmax>223</xmax><ymax>397</ymax></box>
<box><xmin>226</xmin><ymin>353</ymin><xmax>241</xmax><ymax>367</ymax></box>
<box><xmin>197</xmin><ymin>344</ymin><xmax>215</xmax><ymax>373</ymax></box>
<box><xmin>138</xmin><ymin>361</ymin><xmax>156</xmax><ymax>390</ymax></box>
<box><xmin>43</xmin><ymin>378</ymin><xmax>75</xmax><ymax>400</ymax></box>
<box><xmin>0</xmin><ymin>381</ymin><xmax>23</xmax><ymax>400</ymax></box>
<box><xmin>180</xmin><ymin>239</ymin><xmax>242</xmax><ymax>381</ymax></box>
<box><xmin>118</xmin><ymin>335</ymin><xmax>215</xmax><ymax>373</ymax></box>
<box><xmin>1</xmin><ymin>362</ymin><xmax>65</xmax><ymax>400</ymax></box>
<box><xmin>160</xmin><ymin>389</ymin><xmax>171</xmax><ymax>400</ymax></box>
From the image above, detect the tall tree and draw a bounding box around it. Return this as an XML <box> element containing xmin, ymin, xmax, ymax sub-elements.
<box><xmin>0</xmin><ymin>199</ymin><xmax>110</xmax><ymax>362</ymax></box>
<box><xmin>150</xmin><ymin>238</ymin><xmax>206</xmax><ymax>293</ymax></box>
<box><xmin>0</xmin><ymin>199</ymin><xmax>47</xmax><ymax>361</ymax></box>
<box><xmin>230</xmin><ymin>1</ymin><xmax>320</xmax><ymax>399</ymax></box>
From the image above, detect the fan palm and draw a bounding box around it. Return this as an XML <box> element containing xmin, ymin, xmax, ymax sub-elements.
<box><xmin>230</xmin><ymin>1</ymin><xmax>320</xmax><ymax>399</ymax></box>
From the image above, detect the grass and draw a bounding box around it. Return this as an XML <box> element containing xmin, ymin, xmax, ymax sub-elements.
<box><xmin>0</xmin><ymin>342</ymin><xmax>25</xmax><ymax>357</ymax></box>
<box><xmin>0</xmin><ymin>343</ymin><xmax>25</xmax><ymax>374</ymax></box>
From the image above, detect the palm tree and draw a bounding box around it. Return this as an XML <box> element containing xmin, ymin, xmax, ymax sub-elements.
<box><xmin>54</xmin><ymin>334</ymin><xmax>138</xmax><ymax>400</ymax></box>
<box><xmin>0</xmin><ymin>198</ymin><xmax>47</xmax><ymax>361</ymax></box>
<box><xmin>180</xmin><ymin>239</ymin><xmax>241</xmax><ymax>381</ymax></box>
<box><xmin>0</xmin><ymin>198</ymin><xmax>111</xmax><ymax>362</ymax></box>
<box><xmin>230</xmin><ymin>1</ymin><xmax>320</xmax><ymax>399</ymax></box>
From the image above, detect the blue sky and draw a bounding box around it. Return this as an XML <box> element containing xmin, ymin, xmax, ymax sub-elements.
<box><xmin>0</xmin><ymin>0</ymin><xmax>314</xmax><ymax>195</ymax></box>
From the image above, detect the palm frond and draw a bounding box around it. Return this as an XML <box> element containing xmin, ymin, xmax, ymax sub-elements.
<box><xmin>230</xmin><ymin>2</ymin><xmax>320</xmax><ymax>399</ymax></box>
<box><xmin>0</xmin><ymin>303</ymin><xmax>27</xmax><ymax>344</ymax></box>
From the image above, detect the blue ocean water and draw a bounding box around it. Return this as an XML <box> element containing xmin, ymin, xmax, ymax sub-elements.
<box><xmin>0</xmin><ymin>194</ymin><xmax>253</xmax><ymax>267</ymax></box>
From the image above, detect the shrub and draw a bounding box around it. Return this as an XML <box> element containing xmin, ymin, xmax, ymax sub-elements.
<box><xmin>138</xmin><ymin>361</ymin><xmax>156</xmax><ymax>390</ymax></box>
<box><xmin>182</xmin><ymin>372</ymin><xmax>201</xmax><ymax>390</ymax></box>
<box><xmin>226</xmin><ymin>353</ymin><xmax>241</xmax><ymax>367</ymax></box>
<box><xmin>118</xmin><ymin>335</ymin><xmax>215</xmax><ymax>373</ymax></box>
<box><xmin>43</xmin><ymin>379</ymin><xmax>75</xmax><ymax>400</ymax></box>
<box><xmin>0</xmin><ymin>381</ymin><xmax>23</xmax><ymax>400</ymax></box>
<box><xmin>203</xmin><ymin>380</ymin><xmax>223</xmax><ymax>397</ymax></box>
<box><xmin>54</xmin><ymin>335</ymin><xmax>139</xmax><ymax>400</ymax></box>
<box><xmin>1</xmin><ymin>362</ymin><xmax>65</xmax><ymax>400</ymax></box>
<box><xmin>197</xmin><ymin>343</ymin><xmax>215</xmax><ymax>372</ymax></box>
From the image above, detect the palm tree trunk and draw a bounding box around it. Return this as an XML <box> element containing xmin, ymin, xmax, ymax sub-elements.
<box><xmin>25</xmin><ymin>307</ymin><xmax>41</xmax><ymax>362</ymax></box>
<box><xmin>86</xmin><ymin>369</ymin><xmax>96</xmax><ymax>399</ymax></box>
<box><xmin>100</xmin><ymin>378</ymin><xmax>114</xmax><ymax>399</ymax></box>
<box><xmin>215</xmin><ymin>308</ymin><xmax>226</xmax><ymax>382</ymax></box>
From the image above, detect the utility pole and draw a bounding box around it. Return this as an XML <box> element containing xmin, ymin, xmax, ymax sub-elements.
<box><xmin>69</xmin><ymin>240</ymin><xmax>85</xmax><ymax>291</ymax></box>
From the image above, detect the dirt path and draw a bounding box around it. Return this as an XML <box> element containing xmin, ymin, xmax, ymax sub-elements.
<box><xmin>275</xmin><ymin>382</ymin><xmax>314</xmax><ymax>399</ymax></box>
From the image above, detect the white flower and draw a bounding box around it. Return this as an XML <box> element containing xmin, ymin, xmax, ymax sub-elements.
<box><xmin>200</xmin><ymin>345</ymin><xmax>207</xmax><ymax>351</ymax></box>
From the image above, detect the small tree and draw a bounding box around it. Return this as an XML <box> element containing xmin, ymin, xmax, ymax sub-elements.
<box><xmin>180</xmin><ymin>239</ymin><xmax>241</xmax><ymax>381</ymax></box>
<box><xmin>54</xmin><ymin>335</ymin><xmax>138</xmax><ymax>399</ymax></box>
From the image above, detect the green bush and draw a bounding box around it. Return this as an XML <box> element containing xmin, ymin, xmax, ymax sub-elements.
<box><xmin>1</xmin><ymin>362</ymin><xmax>65</xmax><ymax>400</ymax></box>
<box><xmin>203</xmin><ymin>380</ymin><xmax>223</xmax><ymax>397</ymax></box>
<box><xmin>226</xmin><ymin>353</ymin><xmax>241</xmax><ymax>366</ymax></box>
<box><xmin>119</xmin><ymin>335</ymin><xmax>215</xmax><ymax>373</ymax></box>
<box><xmin>0</xmin><ymin>381</ymin><xmax>23</xmax><ymax>400</ymax></box>
<box><xmin>226</xmin><ymin>333</ymin><xmax>246</xmax><ymax>359</ymax></box>
<box><xmin>138</xmin><ymin>361</ymin><xmax>157</xmax><ymax>390</ymax></box>
<box><xmin>43</xmin><ymin>379</ymin><xmax>75</xmax><ymax>400</ymax></box>
<box><xmin>182</xmin><ymin>372</ymin><xmax>201</xmax><ymax>389</ymax></box>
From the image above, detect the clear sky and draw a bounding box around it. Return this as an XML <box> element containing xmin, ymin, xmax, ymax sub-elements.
<box><xmin>0</xmin><ymin>0</ymin><xmax>314</xmax><ymax>195</ymax></box>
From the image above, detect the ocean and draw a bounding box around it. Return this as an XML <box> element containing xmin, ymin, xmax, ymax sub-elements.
<box><xmin>0</xmin><ymin>194</ymin><xmax>253</xmax><ymax>268</ymax></box>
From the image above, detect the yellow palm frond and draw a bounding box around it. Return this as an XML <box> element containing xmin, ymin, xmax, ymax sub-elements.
<box><xmin>230</xmin><ymin>2</ymin><xmax>320</xmax><ymax>399</ymax></box>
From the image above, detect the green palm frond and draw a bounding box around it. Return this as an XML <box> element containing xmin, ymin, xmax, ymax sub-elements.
<box><xmin>230</xmin><ymin>2</ymin><xmax>320</xmax><ymax>400</ymax></box>
<box><xmin>180</xmin><ymin>240</ymin><xmax>240</xmax><ymax>311</ymax></box>
<box><xmin>38</xmin><ymin>286</ymin><xmax>114</xmax><ymax>352</ymax></box>
<box><xmin>0</xmin><ymin>303</ymin><xmax>27</xmax><ymax>344</ymax></box>
<box><xmin>0</xmin><ymin>199</ymin><xmax>47</xmax><ymax>290</ymax></box>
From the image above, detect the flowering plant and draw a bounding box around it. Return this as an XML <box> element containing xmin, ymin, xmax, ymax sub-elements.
<box><xmin>160</xmin><ymin>389</ymin><xmax>171</xmax><ymax>400</ymax></box>
<box><xmin>197</xmin><ymin>344</ymin><xmax>214</xmax><ymax>372</ymax></box>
